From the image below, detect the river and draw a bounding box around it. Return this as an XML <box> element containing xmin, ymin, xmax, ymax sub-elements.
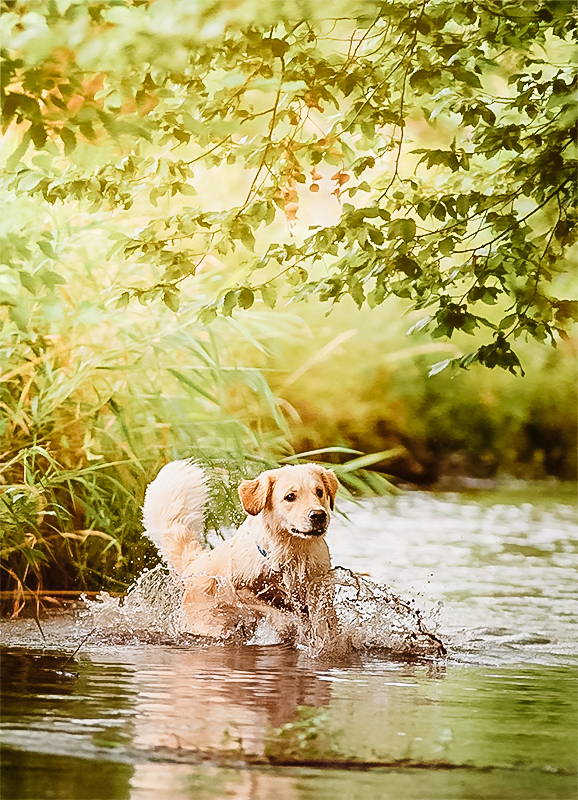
<box><xmin>1</xmin><ymin>486</ymin><xmax>576</xmax><ymax>800</ymax></box>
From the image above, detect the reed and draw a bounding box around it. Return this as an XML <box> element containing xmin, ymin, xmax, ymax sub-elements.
<box><xmin>0</xmin><ymin>193</ymin><xmax>394</xmax><ymax>607</ymax></box>
<box><xmin>0</xmin><ymin>189</ymin><xmax>285</xmax><ymax>606</ymax></box>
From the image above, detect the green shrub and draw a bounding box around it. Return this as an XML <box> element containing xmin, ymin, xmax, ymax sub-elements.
<box><xmin>267</xmin><ymin>296</ymin><xmax>577</xmax><ymax>482</ymax></box>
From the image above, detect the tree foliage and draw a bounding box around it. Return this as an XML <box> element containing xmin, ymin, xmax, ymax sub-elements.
<box><xmin>2</xmin><ymin>0</ymin><xmax>577</xmax><ymax>374</ymax></box>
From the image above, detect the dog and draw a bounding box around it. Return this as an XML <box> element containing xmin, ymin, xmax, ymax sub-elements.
<box><xmin>142</xmin><ymin>460</ymin><xmax>340</xmax><ymax>645</ymax></box>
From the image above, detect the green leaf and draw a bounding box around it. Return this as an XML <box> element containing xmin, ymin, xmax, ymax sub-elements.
<box><xmin>428</xmin><ymin>359</ymin><xmax>453</xmax><ymax>377</ymax></box>
<box><xmin>30</xmin><ymin>124</ymin><xmax>47</xmax><ymax>148</ymax></box>
<box><xmin>340</xmin><ymin>449</ymin><xmax>406</xmax><ymax>472</ymax></box>
<box><xmin>453</xmin><ymin>67</ymin><xmax>482</xmax><ymax>88</ymax></box>
<box><xmin>104</xmin><ymin>89</ymin><xmax>122</xmax><ymax>110</ymax></box>
<box><xmin>39</xmin><ymin>269</ymin><xmax>66</xmax><ymax>289</ymax></box>
<box><xmin>163</xmin><ymin>289</ymin><xmax>180</xmax><ymax>312</ymax></box>
<box><xmin>37</xmin><ymin>240</ymin><xmax>56</xmax><ymax>259</ymax></box>
<box><xmin>456</xmin><ymin>195</ymin><xmax>469</xmax><ymax>216</ymax></box>
<box><xmin>260</xmin><ymin>285</ymin><xmax>277</xmax><ymax>308</ymax></box>
<box><xmin>388</xmin><ymin>218</ymin><xmax>416</xmax><ymax>241</ymax></box>
<box><xmin>60</xmin><ymin>127</ymin><xmax>76</xmax><ymax>156</ymax></box>
<box><xmin>347</xmin><ymin>275</ymin><xmax>365</xmax><ymax>308</ymax></box>
<box><xmin>367</xmin><ymin>282</ymin><xmax>386</xmax><ymax>308</ymax></box>
<box><xmin>499</xmin><ymin>313</ymin><xmax>517</xmax><ymax>330</ymax></box>
<box><xmin>222</xmin><ymin>290</ymin><xmax>237</xmax><ymax>316</ymax></box>
<box><xmin>23</xmin><ymin>547</ymin><xmax>48</xmax><ymax>566</ymax></box>
<box><xmin>198</xmin><ymin>305</ymin><xmax>217</xmax><ymax>325</ymax></box>
<box><xmin>115</xmin><ymin>292</ymin><xmax>130</xmax><ymax>310</ymax></box>
<box><xmin>167</xmin><ymin>369</ymin><xmax>218</xmax><ymax>404</ymax></box>
<box><xmin>439</xmin><ymin>238</ymin><xmax>455</xmax><ymax>256</ymax></box>
<box><xmin>19</xmin><ymin>271</ymin><xmax>42</xmax><ymax>294</ymax></box>
<box><xmin>6</xmin><ymin>131</ymin><xmax>31</xmax><ymax>171</ymax></box>
<box><xmin>240</xmin><ymin>227</ymin><xmax>255</xmax><ymax>252</ymax></box>
<box><xmin>237</xmin><ymin>287</ymin><xmax>254</xmax><ymax>310</ymax></box>
<box><xmin>268</xmin><ymin>38</ymin><xmax>290</xmax><ymax>58</ymax></box>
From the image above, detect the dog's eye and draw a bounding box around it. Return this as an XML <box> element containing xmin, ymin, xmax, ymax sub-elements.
<box><xmin>316</xmin><ymin>488</ymin><xmax>323</xmax><ymax>498</ymax></box>
<box><xmin>284</xmin><ymin>492</ymin><xmax>296</xmax><ymax>502</ymax></box>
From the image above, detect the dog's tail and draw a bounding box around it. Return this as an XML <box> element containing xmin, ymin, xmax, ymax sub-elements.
<box><xmin>142</xmin><ymin>459</ymin><xmax>207</xmax><ymax>575</ymax></box>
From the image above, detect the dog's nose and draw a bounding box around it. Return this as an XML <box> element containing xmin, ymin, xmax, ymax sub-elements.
<box><xmin>308</xmin><ymin>509</ymin><xmax>327</xmax><ymax>525</ymax></box>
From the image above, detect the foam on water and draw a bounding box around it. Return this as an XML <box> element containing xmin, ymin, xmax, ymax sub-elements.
<box><xmin>85</xmin><ymin>563</ymin><xmax>445</xmax><ymax>657</ymax></box>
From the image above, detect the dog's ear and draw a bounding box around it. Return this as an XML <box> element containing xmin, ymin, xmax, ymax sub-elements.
<box><xmin>317</xmin><ymin>467</ymin><xmax>339</xmax><ymax>510</ymax></box>
<box><xmin>238</xmin><ymin>473</ymin><xmax>274</xmax><ymax>516</ymax></box>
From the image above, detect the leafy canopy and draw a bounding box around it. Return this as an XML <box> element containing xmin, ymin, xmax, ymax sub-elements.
<box><xmin>2</xmin><ymin>0</ymin><xmax>577</xmax><ymax>374</ymax></box>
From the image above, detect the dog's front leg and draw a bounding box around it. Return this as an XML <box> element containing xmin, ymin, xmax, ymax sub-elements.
<box><xmin>232</xmin><ymin>586</ymin><xmax>299</xmax><ymax>640</ymax></box>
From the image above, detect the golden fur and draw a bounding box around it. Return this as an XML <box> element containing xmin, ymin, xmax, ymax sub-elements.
<box><xmin>142</xmin><ymin>460</ymin><xmax>339</xmax><ymax>643</ymax></box>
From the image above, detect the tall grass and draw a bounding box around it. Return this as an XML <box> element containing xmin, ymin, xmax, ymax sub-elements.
<box><xmin>0</xmin><ymin>190</ymin><xmax>296</xmax><ymax>606</ymax></box>
<box><xmin>0</xmin><ymin>192</ymin><xmax>393</xmax><ymax>607</ymax></box>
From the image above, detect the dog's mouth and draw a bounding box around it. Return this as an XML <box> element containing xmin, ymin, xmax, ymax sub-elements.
<box><xmin>290</xmin><ymin>526</ymin><xmax>327</xmax><ymax>538</ymax></box>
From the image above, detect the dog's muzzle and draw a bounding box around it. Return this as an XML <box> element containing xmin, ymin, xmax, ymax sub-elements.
<box><xmin>291</xmin><ymin>509</ymin><xmax>328</xmax><ymax>537</ymax></box>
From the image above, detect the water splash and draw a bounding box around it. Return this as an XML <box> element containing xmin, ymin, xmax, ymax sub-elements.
<box><xmin>85</xmin><ymin>566</ymin><xmax>190</xmax><ymax>645</ymax></box>
<box><xmin>85</xmin><ymin>564</ymin><xmax>445</xmax><ymax>657</ymax></box>
<box><xmin>332</xmin><ymin>567</ymin><xmax>445</xmax><ymax>656</ymax></box>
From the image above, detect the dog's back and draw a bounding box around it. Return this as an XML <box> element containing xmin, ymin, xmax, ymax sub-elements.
<box><xmin>142</xmin><ymin>459</ymin><xmax>207</xmax><ymax>575</ymax></box>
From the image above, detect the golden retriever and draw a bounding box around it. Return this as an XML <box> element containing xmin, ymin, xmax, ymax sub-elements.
<box><xmin>142</xmin><ymin>460</ymin><xmax>339</xmax><ymax>645</ymax></box>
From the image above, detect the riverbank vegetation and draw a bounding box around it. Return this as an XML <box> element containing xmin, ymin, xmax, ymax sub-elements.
<box><xmin>1</xmin><ymin>0</ymin><xmax>576</xmax><ymax>604</ymax></box>
<box><xmin>0</xmin><ymin>187</ymin><xmax>575</xmax><ymax>605</ymax></box>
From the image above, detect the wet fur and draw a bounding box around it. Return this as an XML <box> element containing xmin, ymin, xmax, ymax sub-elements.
<box><xmin>142</xmin><ymin>460</ymin><xmax>339</xmax><ymax>644</ymax></box>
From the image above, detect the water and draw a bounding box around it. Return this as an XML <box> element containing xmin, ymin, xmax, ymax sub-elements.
<box><xmin>1</xmin><ymin>488</ymin><xmax>577</xmax><ymax>800</ymax></box>
<box><xmin>326</xmin><ymin>490</ymin><xmax>578</xmax><ymax>665</ymax></box>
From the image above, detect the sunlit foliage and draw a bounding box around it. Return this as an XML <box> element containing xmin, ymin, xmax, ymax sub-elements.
<box><xmin>2</xmin><ymin>0</ymin><xmax>576</xmax><ymax>375</ymax></box>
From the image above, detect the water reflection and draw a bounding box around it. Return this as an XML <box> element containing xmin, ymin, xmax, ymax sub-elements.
<box><xmin>127</xmin><ymin>644</ymin><xmax>333</xmax><ymax>754</ymax></box>
<box><xmin>1</xmin><ymin>641</ymin><xmax>576</xmax><ymax>800</ymax></box>
<box><xmin>126</xmin><ymin>645</ymin><xmax>324</xmax><ymax>800</ymax></box>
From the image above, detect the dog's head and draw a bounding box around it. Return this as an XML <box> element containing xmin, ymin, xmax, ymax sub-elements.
<box><xmin>238</xmin><ymin>464</ymin><xmax>338</xmax><ymax>539</ymax></box>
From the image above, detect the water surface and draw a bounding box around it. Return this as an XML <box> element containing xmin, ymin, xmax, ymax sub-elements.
<box><xmin>1</xmin><ymin>488</ymin><xmax>577</xmax><ymax>800</ymax></box>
